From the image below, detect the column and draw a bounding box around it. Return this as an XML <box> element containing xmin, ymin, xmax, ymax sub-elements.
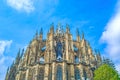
<box><xmin>44</xmin><ymin>64</ymin><xmax>49</xmax><ymax>80</ymax></box>
<box><xmin>70</xmin><ymin>64</ymin><xmax>75</xmax><ymax>80</ymax></box>
<box><xmin>25</xmin><ymin>68</ymin><xmax>30</xmax><ymax>80</ymax></box>
<box><xmin>52</xmin><ymin>62</ymin><xmax>56</xmax><ymax>80</ymax></box>
<box><xmin>63</xmin><ymin>62</ymin><xmax>66</xmax><ymax>80</ymax></box>
<box><xmin>35</xmin><ymin>64</ymin><xmax>39</xmax><ymax>80</ymax></box>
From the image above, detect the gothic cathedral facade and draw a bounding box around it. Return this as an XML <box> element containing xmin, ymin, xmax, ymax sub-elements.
<box><xmin>5</xmin><ymin>24</ymin><xmax>102</xmax><ymax>80</ymax></box>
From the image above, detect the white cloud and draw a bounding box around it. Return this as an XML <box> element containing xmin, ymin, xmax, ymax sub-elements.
<box><xmin>0</xmin><ymin>40</ymin><xmax>13</xmax><ymax>80</ymax></box>
<box><xmin>100</xmin><ymin>1</ymin><xmax>120</xmax><ymax>73</ymax></box>
<box><xmin>116</xmin><ymin>64</ymin><xmax>120</xmax><ymax>74</ymax></box>
<box><xmin>0</xmin><ymin>40</ymin><xmax>12</xmax><ymax>55</ymax></box>
<box><xmin>7</xmin><ymin>0</ymin><xmax>34</xmax><ymax>13</ymax></box>
<box><xmin>0</xmin><ymin>56</ymin><xmax>14</xmax><ymax>80</ymax></box>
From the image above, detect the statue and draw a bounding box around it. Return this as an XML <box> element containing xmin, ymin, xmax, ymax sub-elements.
<box><xmin>55</xmin><ymin>41</ymin><xmax>63</xmax><ymax>61</ymax></box>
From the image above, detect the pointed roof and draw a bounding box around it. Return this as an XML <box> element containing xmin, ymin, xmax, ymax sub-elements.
<box><xmin>76</xmin><ymin>28</ymin><xmax>80</xmax><ymax>36</ymax></box>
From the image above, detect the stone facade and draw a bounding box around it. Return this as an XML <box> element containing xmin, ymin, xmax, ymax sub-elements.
<box><xmin>5</xmin><ymin>24</ymin><xmax>102</xmax><ymax>80</ymax></box>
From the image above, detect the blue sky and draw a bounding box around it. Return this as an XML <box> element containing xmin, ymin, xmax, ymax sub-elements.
<box><xmin>0</xmin><ymin>0</ymin><xmax>120</xmax><ymax>79</ymax></box>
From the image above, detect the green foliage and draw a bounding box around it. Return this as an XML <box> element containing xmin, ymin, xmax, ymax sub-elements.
<box><xmin>94</xmin><ymin>64</ymin><xmax>120</xmax><ymax>80</ymax></box>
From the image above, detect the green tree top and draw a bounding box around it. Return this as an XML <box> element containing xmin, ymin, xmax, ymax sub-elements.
<box><xmin>94</xmin><ymin>64</ymin><xmax>120</xmax><ymax>80</ymax></box>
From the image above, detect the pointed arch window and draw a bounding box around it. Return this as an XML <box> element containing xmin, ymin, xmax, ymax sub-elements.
<box><xmin>75</xmin><ymin>68</ymin><xmax>81</xmax><ymax>80</ymax></box>
<box><xmin>38</xmin><ymin>68</ymin><xmax>44</xmax><ymax>80</ymax></box>
<box><xmin>56</xmin><ymin>65</ymin><xmax>62</xmax><ymax>80</ymax></box>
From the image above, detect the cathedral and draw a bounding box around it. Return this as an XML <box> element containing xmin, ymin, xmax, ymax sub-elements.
<box><xmin>5</xmin><ymin>24</ymin><xmax>102</xmax><ymax>80</ymax></box>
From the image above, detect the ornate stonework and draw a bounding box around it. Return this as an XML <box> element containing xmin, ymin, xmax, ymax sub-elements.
<box><xmin>5</xmin><ymin>24</ymin><xmax>102</xmax><ymax>80</ymax></box>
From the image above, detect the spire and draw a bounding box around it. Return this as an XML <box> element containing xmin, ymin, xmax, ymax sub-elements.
<box><xmin>56</xmin><ymin>23</ymin><xmax>64</xmax><ymax>35</ymax></box>
<box><xmin>35</xmin><ymin>30</ymin><xmax>39</xmax><ymax>39</ymax></box>
<box><xmin>40</xmin><ymin>28</ymin><xmax>43</xmax><ymax>35</ymax></box>
<box><xmin>16</xmin><ymin>49</ymin><xmax>20</xmax><ymax>59</ymax></box>
<box><xmin>10</xmin><ymin>61</ymin><xmax>14</xmax><ymax>69</ymax></box>
<box><xmin>76</xmin><ymin>28</ymin><xmax>80</xmax><ymax>36</ymax></box>
<box><xmin>21</xmin><ymin>48</ymin><xmax>24</xmax><ymax>58</ymax></box>
<box><xmin>76</xmin><ymin>28</ymin><xmax>81</xmax><ymax>42</ymax></box>
<box><xmin>82</xmin><ymin>31</ymin><xmax>84</xmax><ymax>39</ymax></box>
<box><xmin>66</xmin><ymin>24</ymin><xmax>70</xmax><ymax>33</ymax></box>
<box><xmin>50</xmin><ymin>23</ymin><xmax>54</xmax><ymax>33</ymax></box>
<box><xmin>15</xmin><ymin>49</ymin><xmax>21</xmax><ymax>64</ymax></box>
<box><xmin>39</xmin><ymin>28</ymin><xmax>43</xmax><ymax>41</ymax></box>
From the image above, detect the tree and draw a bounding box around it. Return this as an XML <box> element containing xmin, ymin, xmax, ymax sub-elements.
<box><xmin>94</xmin><ymin>64</ymin><xmax>120</xmax><ymax>80</ymax></box>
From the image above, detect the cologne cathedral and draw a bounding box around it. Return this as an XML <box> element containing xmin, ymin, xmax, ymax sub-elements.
<box><xmin>5</xmin><ymin>24</ymin><xmax>102</xmax><ymax>80</ymax></box>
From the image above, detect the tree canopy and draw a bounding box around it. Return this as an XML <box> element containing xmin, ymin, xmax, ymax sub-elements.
<box><xmin>94</xmin><ymin>64</ymin><xmax>120</xmax><ymax>80</ymax></box>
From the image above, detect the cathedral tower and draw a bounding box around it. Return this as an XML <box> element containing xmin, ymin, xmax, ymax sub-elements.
<box><xmin>5</xmin><ymin>23</ymin><xmax>102</xmax><ymax>80</ymax></box>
